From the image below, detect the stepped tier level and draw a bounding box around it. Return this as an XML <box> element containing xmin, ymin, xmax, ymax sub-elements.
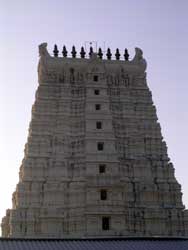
<box><xmin>2</xmin><ymin>43</ymin><xmax>188</xmax><ymax>238</ymax></box>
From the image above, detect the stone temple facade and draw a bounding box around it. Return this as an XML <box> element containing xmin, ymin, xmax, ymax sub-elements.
<box><xmin>1</xmin><ymin>43</ymin><xmax>188</xmax><ymax>238</ymax></box>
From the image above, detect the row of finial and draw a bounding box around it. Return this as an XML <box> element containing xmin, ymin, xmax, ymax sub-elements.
<box><xmin>53</xmin><ymin>45</ymin><xmax>129</xmax><ymax>60</ymax></box>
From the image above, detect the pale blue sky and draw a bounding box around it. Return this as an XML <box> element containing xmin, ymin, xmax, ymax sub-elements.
<box><xmin>0</xmin><ymin>0</ymin><xmax>188</xmax><ymax>230</ymax></box>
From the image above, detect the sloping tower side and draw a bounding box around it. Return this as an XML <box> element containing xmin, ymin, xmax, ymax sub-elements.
<box><xmin>1</xmin><ymin>43</ymin><xmax>188</xmax><ymax>237</ymax></box>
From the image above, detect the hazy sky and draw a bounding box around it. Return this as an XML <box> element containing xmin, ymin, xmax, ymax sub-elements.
<box><xmin>0</xmin><ymin>0</ymin><xmax>188</xmax><ymax>231</ymax></box>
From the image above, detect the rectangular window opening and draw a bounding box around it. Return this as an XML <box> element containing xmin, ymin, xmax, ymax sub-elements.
<box><xmin>96</xmin><ymin>121</ymin><xmax>102</xmax><ymax>129</ymax></box>
<box><xmin>102</xmin><ymin>217</ymin><xmax>110</xmax><ymax>230</ymax></box>
<box><xmin>94</xmin><ymin>89</ymin><xmax>100</xmax><ymax>95</ymax></box>
<box><xmin>100</xmin><ymin>189</ymin><xmax>107</xmax><ymax>200</ymax></box>
<box><xmin>97</xmin><ymin>142</ymin><xmax>104</xmax><ymax>151</ymax></box>
<box><xmin>95</xmin><ymin>104</ymin><xmax>101</xmax><ymax>110</ymax></box>
<box><xmin>99</xmin><ymin>164</ymin><xmax>106</xmax><ymax>173</ymax></box>
<box><xmin>93</xmin><ymin>75</ymin><xmax>99</xmax><ymax>82</ymax></box>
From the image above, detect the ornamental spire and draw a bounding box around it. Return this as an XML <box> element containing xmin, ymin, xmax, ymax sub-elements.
<box><xmin>89</xmin><ymin>46</ymin><xmax>93</xmax><ymax>58</ymax></box>
<box><xmin>98</xmin><ymin>48</ymin><xmax>103</xmax><ymax>59</ymax></box>
<box><xmin>115</xmin><ymin>48</ymin><xmax>120</xmax><ymax>60</ymax></box>
<box><xmin>80</xmin><ymin>47</ymin><xmax>86</xmax><ymax>58</ymax></box>
<box><xmin>62</xmin><ymin>45</ymin><xmax>68</xmax><ymax>57</ymax></box>
<box><xmin>53</xmin><ymin>44</ymin><xmax>59</xmax><ymax>57</ymax></box>
<box><xmin>106</xmin><ymin>48</ymin><xmax>112</xmax><ymax>60</ymax></box>
<box><xmin>124</xmin><ymin>49</ymin><xmax>129</xmax><ymax>61</ymax></box>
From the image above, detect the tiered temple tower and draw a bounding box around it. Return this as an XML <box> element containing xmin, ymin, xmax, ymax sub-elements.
<box><xmin>1</xmin><ymin>43</ymin><xmax>188</xmax><ymax>237</ymax></box>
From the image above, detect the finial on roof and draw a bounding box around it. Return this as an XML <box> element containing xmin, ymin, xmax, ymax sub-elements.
<box><xmin>124</xmin><ymin>49</ymin><xmax>129</xmax><ymax>61</ymax></box>
<box><xmin>62</xmin><ymin>45</ymin><xmax>68</xmax><ymax>57</ymax></box>
<box><xmin>53</xmin><ymin>44</ymin><xmax>59</xmax><ymax>57</ymax></box>
<box><xmin>71</xmin><ymin>46</ymin><xmax>77</xmax><ymax>58</ymax></box>
<box><xmin>115</xmin><ymin>48</ymin><xmax>120</xmax><ymax>60</ymax></box>
<box><xmin>98</xmin><ymin>48</ymin><xmax>103</xmax><ymax>59</ymax></box>
<box><xmin>106</xmin><ymin>48</ymin><xmax>112</xmax><ymax>60</ymax></box>
<box><xmin>89</xmin><ymin>47</ymin><xmax>93</xmax><ymax>58</ymax></box>
<box><xmin>80</xmin><ymin>47</ymin><xmax>86</xmax><ymax>58</ymax></box>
